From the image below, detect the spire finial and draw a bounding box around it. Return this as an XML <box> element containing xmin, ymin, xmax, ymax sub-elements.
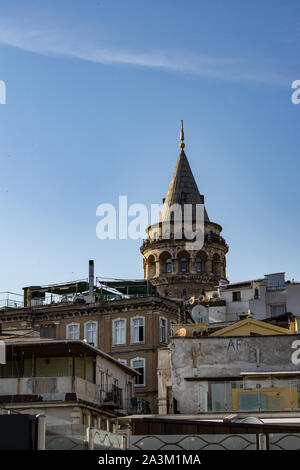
<box><xmin>180</xmin><ymin>120</ymin><xmax>185</xmax><ymax>149</ymax></box>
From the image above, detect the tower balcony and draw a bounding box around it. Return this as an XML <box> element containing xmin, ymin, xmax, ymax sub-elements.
<box><xmin>141</xmin><ymin>232</ymin><xmax>228</xmax><ymax>252</ymax></box>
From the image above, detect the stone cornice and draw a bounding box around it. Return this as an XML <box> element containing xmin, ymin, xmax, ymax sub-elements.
<box><xmin>0</xmin><ymin>295</ymin><xmax>180</xmax><ymax>322</ymax></box>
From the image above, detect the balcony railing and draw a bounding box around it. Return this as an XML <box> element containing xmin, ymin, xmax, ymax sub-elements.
<box><xmin>0</xmin><ymin>376</ymin><xmax>126</xmax><ymax>412</ymax></box>
<box><xmin>142</xmin><ymin>232</ymin><xmax>228</xmax><ymax>249</ymax></box>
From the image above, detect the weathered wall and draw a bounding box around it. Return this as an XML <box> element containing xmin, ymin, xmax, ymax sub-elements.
<box><xmin>157</xmin><ymin>348</ymin><xmax>172</xmax><ymax>415</ymax></box>
<box><xmin>170</xmin><ymin>335</ymin><xmax>300</xmax><ymax>414</ymax></box>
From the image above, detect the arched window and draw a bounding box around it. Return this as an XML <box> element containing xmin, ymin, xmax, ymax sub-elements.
<box><xmin>180</xmin><ymin>257</ymin><xmax>188</xmax><ymax>272</ymax></box>
<box><xmin>66</xmin><ymin>323</ymin><xmax>80</xmax><ymax>340</ymax></box>
<box><xmin>84</xmin><ymin>321</ymin><xmax>98</xmax><ymax>347</ymax></box>
<box><xmin>147</xmin><ymin>255</ymin><xmax>156</xmax><ymax>278</ymax></box>
<box><xmin>131</xmin><ymin>357</ymin><xmax>146</xmax><ymax>386</ymax></box>
<box><xmin>196</xmin><ymin>258</ymin><xmax>203</xmax><ymax>273</ymax></box>
<box><xmin>212</xmin><ymin>254</ymin><xmax>220</xmax><ymax>276</ymax></box>
<box><xmin>166</xmin><ymin>258</ymin><xmax>172</xmax><ymax>273</ymax></box>
<box><xmin>112</xmin><ymin>318</ymin><xmax>126</xmax><ymax>345</ymax></box>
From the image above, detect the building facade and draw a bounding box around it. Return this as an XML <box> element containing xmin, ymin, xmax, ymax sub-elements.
<box><xmin>0</xmin><ymin>338</ymin><xmax>138</xmax><ymax>430</ymax></box>
<box><xmin>158</xmin><ymin>320</ymin><xmax>300</xmax><ymax>417</ymax></box>
<box><xmin>0</xmin><ymin>295</ymin><xmax>179</xmax><ymax>413</ymax></box>
<box><xmin>190</xmin><ymin>272</ymin><xmax>300</xmax><ymax>325</ymax></box>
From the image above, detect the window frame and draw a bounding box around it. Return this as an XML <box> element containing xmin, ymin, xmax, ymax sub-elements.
<box><xmin>66</xmin><ymin>322</ymin><xmax>80</xmax><ymax>340</ymax></box>
<box><xmin>232</xmin><ymin>291</ymin><xmax>241</xmax><ymax>302</ymax></box>
<box><xmin>165</xmin><ymin>258</ymin><xmax>172</xmax><ymax>273</ymax></box>
<box><xmin>196</xmin><ymin>257</ymin><xmax>203</xmax><ymax>273</ymax></box>
<box><xmin>84</xmin><ymin>321</ymin><xmax>98</xmax><ymax>348</ymax></box>
<box><xmin>270</xmin><ymin>304</ymin><xmax>286</xmax><ymax>317</ymax></box>
<box><xmin>159</xmin><ymin>316</ymin><xmax>168</xmax><ymax>344</ymax></box>
<box><xmin>169</xmin><ymin>320</ymin><xmax>176</xmax><ymax>337</ymax></box>
<box><xmin>180</xmin><ymin>257</ymin><xmax>188</xmax><ymax>273</ymax></box>
<box><xmin>112</xmin><ymin>318</ymin><xmax>127</xmax><ymax>346</ymax></box>
<box><xmin>131</xmin><ymin>316</ymin><xmax>145</xmax><ymax>344</ymax></box>
<box><xmin>117</xmin><ymin>358</ymin><xmax>127</xmax><ymax>366</ymax></box>
<box><xmin>131</xmin><ymin>357</ymin><xmax>146</xmax><ymax>387</ymax></box>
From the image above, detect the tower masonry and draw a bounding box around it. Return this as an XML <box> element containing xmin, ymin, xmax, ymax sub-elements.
<box><xmin>140</xmin><ymin>122</ymin><xmax>229</xmax><ymax>300</ymax></box>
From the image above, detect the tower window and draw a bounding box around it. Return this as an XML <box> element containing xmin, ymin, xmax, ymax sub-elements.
<box><xmin>180</xmin><ymin>258</ymin><xmax>188</xmax><ymax>272</ymax></box>
<box><xmin>196</xmin><ymin>258</ymin><xmax>203</xmax><ymax>273</ymax></box>
<box><xmin>166</xmin><ymin>259</ymin><xmax>172</xmax><ymax>273</ymax></box>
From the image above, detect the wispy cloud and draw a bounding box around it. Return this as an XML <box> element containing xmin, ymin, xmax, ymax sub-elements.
<box><xmin>0</xmin><ymin>20</ymin><xmax>289</xmax><ymax>86</ymax></box>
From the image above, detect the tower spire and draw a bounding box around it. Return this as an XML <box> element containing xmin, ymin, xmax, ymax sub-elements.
<box><xmin>180</xmin><ymin>120</ymin><xmax>185</xmax><ymax>149</ymax></box>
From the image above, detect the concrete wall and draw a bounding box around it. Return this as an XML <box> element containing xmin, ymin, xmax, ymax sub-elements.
<box><xmin>95</xmin><ymin>355</ymin><xmax>134</xmax><ymax>411</ymax></box>
<box><xmin>157</xmin><ymin>348</ymin><xmax>172</xmax><ymax>415</ymax></box>
<box><xmin>169</xmin><ymin>335</ymin><xmax>300</xmax><ymax>414</ymax></box>
<box><xmin>287</xmin><ymin>284</ymin><xmax>300</xmax><ymax>317</ymax></box>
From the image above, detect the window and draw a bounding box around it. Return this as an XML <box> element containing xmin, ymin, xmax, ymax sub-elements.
<box><xmin>66</xmin><ymin>323</ymin><xmax>80</xmax><ymax>340</ymax></box>
<box><xmin>196</xmin><ymin>258</ymin><xmax>203</xmax><ymax>273</ymax></box>
<box><xmin>180</xmin><ymin>258</ymin><xmax>188</xmax><ymax>272</ymax></box>
<box><xmin>40</xmin><ymin>324</ymin><xmax>56</xmax><ymax>338</ymax></box>
<box><xmin>232</xmin><ymin>291</ymin><xmax>241</xmax><ymax>302</ymax></box>
<box><xmin>254</xmin><ymin>288</ymin><xmax>259</xmax><ymax>299</ymax></box>
<box><xmin>84</xmin><ymin>321</ymin><xmax>97</xmax><ymax>347</ymax></box>
<box><xmin>113</xmin><ymin>319</ymin><xmax>126</xmax><ymax>345</ymax></box>
<box><xmin>131</xmin><ymin>317</ymin><xmax>145</xmax><ymax>343</ymax></box>
<box><xmin>170</xmin><ymin>321</ymin><xmax>176</xmax><ymax>337</ymax></box>
<box><xmin>131</xmin><ymin>357</ymin><xmax>146</xmax><ymax>386</ymax></box>
<box><xmin>160</xmin><ymin>317</ymin><xmax>167</xmax><ymax>344</ymax></box>
<box><xmin>166</xmin><ymin>258</ymin><xmax>172</xmax><ymax>273</ymax></box>
<box><xmin>271</xmin><ymin>304</ymin><xmax>286</xmax><ymax>317</ymax></box>
<box><xmin>118</xmin><ymin>358</ymin><xmax>127</xmax><ymax>366</ymax></box>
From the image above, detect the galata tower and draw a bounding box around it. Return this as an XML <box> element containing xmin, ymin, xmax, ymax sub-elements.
<box><xmin>140</xmin><ymin>122</ymin><xmax>229</xmax><ymax>300</ymax></box>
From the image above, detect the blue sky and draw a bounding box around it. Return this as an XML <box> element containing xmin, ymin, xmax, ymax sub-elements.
<box><xmin>0</xmin><ymin>0</ymin><xmax>299</xmax><ymax>293</ymax></box>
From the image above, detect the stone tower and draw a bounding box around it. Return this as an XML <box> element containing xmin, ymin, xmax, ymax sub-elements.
<box><xmin>140</xmin><ymin>122</ymin><xmax>229</xmax><ymax>300</ymax></box>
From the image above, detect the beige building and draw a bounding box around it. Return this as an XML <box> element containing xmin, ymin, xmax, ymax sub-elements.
<box><xmin>0</xmin><ymin>295</ymin><xmax>179</xmax><ymax>413</ymax></box>
<box><xmin>0</xmin><ymin>337</ymin><xmax>138</xmax><ymax>430</ymax></box>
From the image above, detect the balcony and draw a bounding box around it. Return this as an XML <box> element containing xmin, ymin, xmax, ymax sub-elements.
<box><xmin>0</xmin><ymin>376</ymin><xmax>124</xmax><ymax>410</ymax></box>
<box><xmin>129</xmin><ymin>397</ymin><xmax>151</xmax><ymax>414</ymax></box>
<box><xmin>142</xmin><ymin>232</ymin><xmax>228</xmax><ymax>249</ymax></box>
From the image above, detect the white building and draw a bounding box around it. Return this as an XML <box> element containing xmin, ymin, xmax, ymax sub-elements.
<box><xmin>194</xmin><ymin>272</ymin><xmax>300</xmax><ymax>325</ymax></box>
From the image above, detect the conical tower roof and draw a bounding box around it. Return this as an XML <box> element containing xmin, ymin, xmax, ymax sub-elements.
<box><xmin>159</xmin><ymin>124</ymin><xmax>210</xmax><ymax>222</ymax></box>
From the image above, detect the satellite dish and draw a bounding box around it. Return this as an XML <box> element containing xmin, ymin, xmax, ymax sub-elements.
<box><xmin>191</xmin><ymin>305</ymin><xmax>207</xmax><ymax>323</ymax></box>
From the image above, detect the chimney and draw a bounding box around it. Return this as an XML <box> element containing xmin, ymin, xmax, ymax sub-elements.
<box><xmin>89</xmin><ymin>260</ymin><xmax>94</xmax><ymax>298</ymax></box>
